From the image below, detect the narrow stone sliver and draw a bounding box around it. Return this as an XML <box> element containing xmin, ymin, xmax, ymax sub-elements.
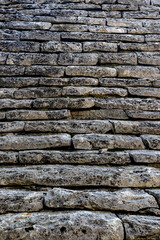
<box><xmin>0</xmin><ymin>0</ymin><xmax>160</xmax><ymax>239</ymax></box>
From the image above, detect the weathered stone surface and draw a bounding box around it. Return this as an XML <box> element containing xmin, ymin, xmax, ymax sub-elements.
<box><xmin>7</xmin><ymin>53</ymin><xmax>58</xmax><ymax>66</ymax></box>
<box><xmin>120</xmin><ymin>215</ymin><xmax>160</xmax><ymax>240</ymax></box>
<box><xmin>137</xmin><ymin>52</ymin><xmax>160</xmax><ymax>65</ymax></box>
<box><xmin>0</xmin><ymin>189</ymin><xmax>43</xmax><ymax>213</ymax></box>
<box><xmin>88</xmin><ymin>26</ymin><xmax>127</xmax><ymax>33</ymax></box>
<box><xmin>62</xmin><ymin>86</ymin><xmax>127</xmax><ymax>97</ymax></box>
<box><xmin>19</xmin><ymin>150</ymin><xmax>130</xmax><ymax>165</ymax></box>
<box><xmin>0</xmin><ymin>29</ymin><xmax>20</xmax><ymax>40</ymax></box>
<box><xmin>123</xmin><ymin>11</ymin><xmax>159</xmax><ymax>19</ymax></box>
<box><xmin>112</xmin><ymin>120</ymin><xmax>160</xmax><ymax>134</ymax></box>
<box><xmin>118</xmin><ymin>0</ymin><xmax>150</xmax><ymax>4</ymax></box>
<box><xmin>21</xmin><ymin>30</ymin><xmax>60</xmax><ymax>41</ymax></box>
<box><xmin>25</xmin><ymin>66</ymin><xmax>64</xmax><ymax>77</ymax></box>
<box><xmin>14</xmin><ymin>87</ymin><xmax>62</xmax><ymax>99</ymax></box>
<box><xmin>0</xmin><ymin>88</ymin><xmax>15</xmax><ymax>98</ymax></box>
<box><xmin>0</xmin><ymin>165</ymin><xmax>159</xmax><ymax>187</ymax></box>
<box><xmin>0</xmin><ymin>66</ymin><xmax>25</xmax><ymax>76</ymax></box>
<box><xmin>6</xmin><ymin>109</ymin><xmax>71</xmax><ymax>120</ymax></box>
<box><xmin>128</xmin><ymin>87</ymin><xmax>160</xmax><ymax>98</ymax></box>
<box><xmin>126</xmin><ymin>110</ymin><xmax>160</xmax><ymax>119</ymax></box>
<box><xmin>42</xmin><ymin>41</ymin><xmax>82</xmax><ymax>52</ymax></box>
<box><xmin>66</xmin><ymin>66</ymin><xmax>117</xmax><ymax>77</ymax></box>
<box><xmin>45</xmin><ymin>188</ymin><xmax>158</xmax><ymax>211</ymax></box>
<box><xmin>130</xmin><ymin>150</ymin><xmax>160</xmax><ymax>163</ymax></box>
<box><xmin>0</xmin><ymin>52</ymin><xmax>7</xmax><ymax>64</ymax></box>
<box><xmin>0</xmin><ymin>99</ymin><xmax>32</xmax><ymax>109</ymax></box>
<box><xmin>107</xmin><ymin>18</ymin><xmax>142</xmax><ymax>27</ymax></box>
<box><xmin>0</xmin><ymin>134</ymin><xmax>71</xmax><ymax>150</ymax></box>
<box><xmin>72</xmin><ymin>109</ymin><xmax>128</xmax><ymax>120</ymax></box>
<box><xmin>58</xmin><ymin>53</ymin><xmax>98</xmax><ymax>65</ymax></box>
<box><xmin>147</xmin><ymin>189</ymin><xmax>160</xmax><ymax>206</ymax></box>
<box><xmin>6</xmin><ymin>21</ymin><xmax>52</xmax><ymax>30</ymax></box>
<box><xmin>25</xmin><ymin>120</ymin><xmax>112</xmax><ymax>133</ymax></box>
<box><xmin>141</xmin><ymin>135</ymin><xmax>160</xmax><ymax>150</ymax></box>
<box><xmin>0</xmin><ymin>40</ymin><xmax>40</xmax><ymax>52</ymax></box>
<box><xmin>0</xmin><ymin>151</ymin><xmax>18</xmax><ymax>164</ymax></box>
<box><xmin>95</xmin><ymin>98</ymin><xmax>160</xmax><ymax>111</ymax></box>
<box><xmin>117</xmin><ymin>66</ymin><xmax>159</xmax><ymax>79</ymax></box>
<box><xmin>99</xmin><ymin>78</ymin><xmax>152</xmax><ymax>87</ymax></box>
<box><xmin>39</xmin><ymin>77</ymin><xmax>98</xmax><ymax>86</ymax></box>
<box><xmin>0</xmin><ymin>77</ymin><xmax>39</xmax><ymax>87</ymax></box>
<box><xmin>83</xmin><ymin>42</ymin><xmax>117</xmax><ymax>52</ymax></box>
<box><xmin>33</xmin><ymin>98</ymin><xmax>95</xmax><ymax>109</ymax></box>
<box><xmin>51</xmin><ymin>24</ymin><xmax>88</xmax><ymax>32</ymax></box>
<box><xmin>100</xmin><ymin>53</ymin><xmax>137</xmax><ymax>65</ymax></box>
<box><xmin>0</xmin><ymin>121</ymin><xmax>24</xmax><ymax>133</ymax></box>
<box><xmin>0</xmin><ymin>211</ymin><xmax>124</xmax><ymax>240</ymax></box>
<box><xmin>72</xmin><ymin>134</ymin><xmax>144</xmax><ymax>150</ymax></box>
<box><xmin>120</xmin><ymin>42</ymin><xmax>160</xmax><ymax>51</ymax></box>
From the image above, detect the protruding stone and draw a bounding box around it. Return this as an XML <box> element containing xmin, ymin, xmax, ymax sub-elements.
<box><xmin>0</xmin><ymin>99</ymin><xmax>32</xmax><ymax>110</ymax></box>
<box><xmin>141</xmin><ymin>135</ymin><xmax>160</xmax><ymax>150</ymax></box>
<box><xmin>128</xmin><ymin>87</ymin><xmax>160</xmax><ymax>98</ymax></box>
<box><xmin>126</xmin><ymin>110</ymin><xmax>160</xmax><ymax>119</ymax></box>
<box><xmin>0</xmin><ymin>211</ymin><xmax>124</xmax><ymax>240</ymax></box>
<box><xmin>45</xmin><ymin>188</ymin><xmax>158</xmax><ymax>211</ymax></box>
<box><xmin>130</xmin><ymin>150</ymin><xmax>160</xmax><ymax>163</ymax></box>
<box><xmin>72</xmin><ymin>134</ymin><xmax>145</xmax><ymax>150</ymax></box>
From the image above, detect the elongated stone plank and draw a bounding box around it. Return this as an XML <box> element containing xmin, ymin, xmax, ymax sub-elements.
<box><xmin>99</xmin><ymin>78</ymin><xmax>152</xmax><ymax>87</ymax></box>
<box><xmin>21</xmin><ymin>30</ymin><xmax>60</xmax><ymax>41</ymax></box>
<box><xmin>62</xmin><ymin>86</ymin><xmax>127</xmax><ymax>97</ymax></box>
<box><xmin>0</xmin><ymin>121</ymin><xmax>24</xmax><ymax>133</ymax></box>
<box><xmin>72</xmin><ymin>109</ymin><xmax>128</xmax><ymax>120</ymax></box>
<box><xmin>83</xmin><ymin>42</ymin><xmax>117</xmax><ymax>52</ymax></box>
<box><xmin>95</xmin><ymin>98</ymin><xmax>160</xmax><ymax>111</ymax></box>
<box><xmin>6</xmin><ymin>109</ymin><xmax>71</xmax><ymax>120</ymax></box>
<box><xmin>130</xmin><ymin>150</ymin><xmax>160</xmax><ymax>163</ymax></box>
<box><xmin>33</xmin><ymin>98</ymin><xmax>95</xmax><ymax>109</ymax></box>
<box><xmin>137</xmin><ymin>52</ymin><xmax>160</xmax><ymax>65</ymax></box>
<box><xmin>0</xmin><ymin>66</ymin><xmax>25</xmax><ymax>76</ymax></box>
<box><xmin>0</xmin><ymin>99</ymin><xmax>32</xmax><ymax>110</ymax></box>
<box><xmin>120</xmin><ymin>215</ymin><xmax>160</xmax><ymax>240</ymax></box>
<box><xmin>0</xmin><ymin>40</ymin><xmax>40</xmax><ymax>52</ymax></box>
<box><xmin>41</xmin><ymin>41</ymin><xmax>82</xmax><ymax>52</ymax></box>
<box><xmin>58</xmin><ymin>53</ymin><xmax>98</xmax><ymax>65</ymax></box>
<box><xmin>126</xmin><ymin>110</ymin><xmax>160</xmax><ymax>119</ymax></box>
<box><xmin>0</xmin><ymin>151</ymin><xmax>18</xmax><ymax>164</ymax></box>
<box><xmin>24</xmin><ymin>120</ymin><xmax>112</xmax><ymax>134</ymax></box>
<box><xmin>0</xmin><ymin>211</ymin><xmax>124</xmax><ymax>240</ymax></box>
<box><xmin>100</xmin><ymin>53</ymin><xmax>137</xmax><ymax>65</ymax></box>
<box><xmin>25</xmin><ymin>66</ymin><xmax>64</xmax><ymax>77</ymax></box>
<box><xmin>141</xmin><ymin>135</ymin><xmax>160</xmax><ymax>150</ymax></box>
<box><xmin>45</xmin><ymin>188</ymin><xmax>158</xmax><ymax>211</ymax></box>
<box><xmin>112</xmin><ymin>120</ymin><xmax>160</xmax><ymax>134</ymax></box>
<box><xmin>0</xmin><ymin>165</ymin><xmax>159</xmax><ymax>187</ymax></box>
<box><xmin>66</xmin><ymin>66</ymin><xmax>117</xmax><ymax>78</ymax></box>
<box><xmin>0</xmin><ymin>88</ymin><xmax>15</xmax><ymax>98</ymax></box>
<box><xmin>0</xmin><ymin>134</ymin><xmax>71</xmax><ymax>150</ymax></box>
<box><xmin>0</xmin><ymin>77</ymin><xmax>39</xmax><ymax>87</ymax></box>
<box><xmin>19</xmin><ymin>150</ymin><xmax>130</xmax><ymax>165</ymax></box>
<box><xmin>128</xmin><ymin>87</ymin><xmax>160</xmax><ymax>98</ymax></box>
<box><xmin>0</xmin><ymin>189</ymin><xmax>43</xmax><ymax>213</ymax></box>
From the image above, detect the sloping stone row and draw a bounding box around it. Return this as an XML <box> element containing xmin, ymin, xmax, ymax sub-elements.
<box><xmin>0</xmin><ymin>0</ymin><xmax>160</xmax><ymax>239</ymax></box>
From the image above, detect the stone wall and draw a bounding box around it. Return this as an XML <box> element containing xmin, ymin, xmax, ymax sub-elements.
<box><xmin>0</xmin><ymin>0</ymin><xmax>160</xmax><ymax>239</ymax></box>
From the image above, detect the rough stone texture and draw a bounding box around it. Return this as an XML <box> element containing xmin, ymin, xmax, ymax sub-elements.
<box><xmin>0</xmin><ymin>0</ymin><xmax>160</xmax><ymax>238</ymax></box>
<box><xmin>45</xmin><ymin>188</ymin><xmax>158</xmax><ymax>211</ymax></box>
<box><xmin>0</xmin><ymin>211</ymin><xmax>124</xmax><ymax>240</ymax></box>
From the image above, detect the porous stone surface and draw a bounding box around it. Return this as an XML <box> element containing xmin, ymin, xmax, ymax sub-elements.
<box><xmin>0</xmin><ymin>0</ymin><xmax>160</xmax><ymax>238</ymax></box>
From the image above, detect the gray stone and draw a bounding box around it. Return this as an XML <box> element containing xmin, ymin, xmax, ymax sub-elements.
<box><xmin>0</xmin><ymin>211</ymin><xmax>124</xmax><ymax>240</ymax></box>
<box><xmin>120</xmin><ymin>215</ymin><xmax>160</xmax><ymax>240</ymax></box>
<box><xmin>0</xmin><ymin>52</ymin><xmax>7</xmax><ymax>64</ymax></box>
<box><xmin>0</xmin><ymin>165</ymin><xmax>159</xmax><ymax>187</ymax></box>
<box><xmin>153</xmin><ymin>80</ymin><xmax>160</xmax><ymax>87</ymax></box>
<box><xmin>120</xmin><ymin>42</ymin><xmax>160</xmax><ymax>51</ymax></box>
<box><xmin>130</xmin><ymin>150</ymin><xmax>160</xmax><ymax>163</ymax></box>
<box><xmin>72</xmin><ymin>134</ymin><xmax>144</xmax><ymax>150</ymax></box>
<box><xmin>128</xmin><ymin>87</ymin><xmax>160</xmax><ymax>98</ymax></box>
<box><xmin>62</xmin><ymin>86</ymin><xmax>127</xmax><ymax>97</ymax></box>
<box><xmin>25</xmin><ymin>120</ymin><xmax>112</xmax><ymax>133</ymax></box>
<box><xmin>7</xmin><ymin>53</ymin><xmax>58</xmax><ymax>66</ymax></box>
<box><xmin>19</xmin><ymin>150</ymin><xmax>130</xmax><ymax>165</ymax></box>
<box><xmin>141</xmin><ymin>135</ymin><xmax>160</xmax><ymax>150</ymax></box>
<box><xmin>0</xmin><ymin>189</ymin><xmax>43</xmax><ymax>213</ymax></box>
<box><xmin>107</xmin><ymin>18</ymin><xmax>142</xmax><ymax>27</ymax></box>
<box><xmin>51</xmin><ymin>24</ymin><xmax>88</xmax><ymax>32</ymax></box>
<box><xmin>58</xmin><ymin>53</ymin><xmax>98</xmax><ymax>65</ymax></box>
<box><xmin>117</xmin><ymin>66</ymin><xmax>159</xmax><ymax>79</ymax></box>
<box><xmin>0</xmin><ymin>40</ymin><xmax>40</xmax><ymax>52</ymax></box>
<box><xmin>112</xmin><ymin>120</ymin><xmax>160</xmax><ymax>134</ymax></box>
<box><xmin>25</xmin><ymin>66</ymin><xmax>64</xmax><ymax>77</ymax></box>
<box><xmin>33</xmin><ymin>98</ymin><xmax>95</xmax><ymax>109</ymax></box>
<box><xmin>0</xmin><ymin>99</ymin><xmax>32</xmax><ymax>110</ymax></box>
<box><xmin>95</xmin><ymin>98</ymin><xmax>160</xmax><ymax>111</ymax></box>
<box><xmin>0</xmin><ymin>88</ymin><xmax>15</xmax><ymax>98</ymax></box>
<box><xmin>146</xmin><ymin>34</ymin><xmax>160</xmax><ymax>42</ymax></box>
<box><xmin>137</xmin><ymin>52</ymin><xmax>160</xmax><ymax>65</ymax></box>
<box><xmin>126</xmin><ymin>110</ymin><xmax>160</xmax><ymax>119</ymax></box>
<box><xmin>6</xmin><ymin>21</ymin><xmax>52</xmax><ymax>30</ymax></box>
<box><xmin>0</xmin><ymin>66</ymin><xmax>25</xmax><ymax>76</ymax></box>
<box><xmin>0</xmin><ymin>151</ymin><xmax>18</xmax><ymax>164</ymax></box>
<box><xmin>0</xmin><ymin>121</ymin><xmax>24</xmax><ymax>133</ymax></box>
<box><xmin>21</xmin><ymin>30</ymin><xmax>60</xmax><ymax>41</ymax></box>
<box><xmin>0</xmin><ymin>112</ymin><xmax>5</xmax><ymax>119</ymax></box>
<box><xmin>6</xmin><ymin>109</ymin><xmax>71</xmax><ymax>120</ymax></box>
<box><xmin>123</xmin><ymin>11</ymin><xmax>159</xmax><ymax>19</ymax></box>
<box><xmin>45</xmin><ymin>188</ymin><xmax>158</xmax><ymax>211</ymax></box>
<box><xmin>99</xmin><ymin>78</ymin><xmax>152</xmax><ymax>87</ymax></box>
<box><xmin>72</xmin><ymin>109</ymin><xmax>128</xmax><ymax>120</ymax></box>
<box><xmin>0</xmin><ymin>134</ymin><xmax>71</xmax><ymax>150</ymax></box>
<box><xmin>88</xmin><ymin>26</ymin><xmax>127</xmax><ymax>33</ymax></box>
<box><xmin>66</xmin><ymin>66</ymin><xmax>117</xmax><ymax>77</ymax></box>
<box><xmin>147</xmin><ymin>189</ymin><xmax>160</xmax><ymax>205</ymax></box>
<box><xmin>42</xmin><ymin>41</ymin><xmax>82</xmax><ymax>52</ymax></box>
<box><xmin>0</xmin><ymin>77</ymin><xmax>39</xmax><ymax>87</ymax></box>
<box><xmin>14</xmin><ymin>87</ymin><xmax>62</xmax><ymax>99</ymax></box>
<box><xmin>83</xmin><ymin>42</ymin><xmax>117</xmax><ymax>52</ymax></box>
<box><xmin>118</xmin><ymin>0</ymin><xmax>150</xmax><ymax>4</ymax></box>
<box><xmin>0</xmin><ymin>29</ymin><xmax>20</xmax><ymax>40</ymax></box>
<box><xmin>100</xmin><ymin>53</ymin><xmax>137</xmax><ymax>65</ymax></box>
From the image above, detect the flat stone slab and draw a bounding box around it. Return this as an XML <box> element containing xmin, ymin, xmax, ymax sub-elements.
<box><xmin>120</xmin><ymin>215</ymin><xmax>160</xmax><ymax>240</ymax></box>
<box><xmin>0</xmin><ymin>165</ymin><xmax>159</xmax><ymax>188</ymax></box>
<box><xmin>0</xmin><ymin>211</ymin><xmax>124</xmax><ymax>240</ymax></box>
<box><xmin>45</xmin><ymin>188</ymin><xmax>158</xmax><ymax>211</ymax></box>
<box><xmin>129</xmin><ymin>150</ymin><xmax>160</xmax><ymax>163</ymax></box>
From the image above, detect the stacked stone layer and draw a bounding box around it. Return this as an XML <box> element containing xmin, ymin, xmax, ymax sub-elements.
<box><xmin>0</xmin><ymin>0</ymin><xmax>160</xmax><ymax>239</ymax></box>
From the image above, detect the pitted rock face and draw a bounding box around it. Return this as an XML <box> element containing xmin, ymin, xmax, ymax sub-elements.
<box><xmin>0</xmin><ymin>0</ymin><xmax>160</xmax><ymax>239</ymax></box>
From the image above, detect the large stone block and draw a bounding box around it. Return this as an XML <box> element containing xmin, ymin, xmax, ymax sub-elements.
<box><xmin>25</xmin><ymin>66</ymin><xmax>64</xmax><ymax>77</ymax></box>
<box><xmin>58</xmin><ymin>53</ymin><xmax>98</xmax><ymax>65</ymax></box>
<box><xmin>42</xmin><ymin>41</ymin><xmax>82</xmax><ymax>52</ymax></box>
<box><xmin>100</xmin><ymin>53</ymin><xmax>137</xmax><ymax>65</ymax></box>
<box><xmin>130</xmin><ymin>150</ymin><xmax>160</xmax><ymax>163</ymax></box>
